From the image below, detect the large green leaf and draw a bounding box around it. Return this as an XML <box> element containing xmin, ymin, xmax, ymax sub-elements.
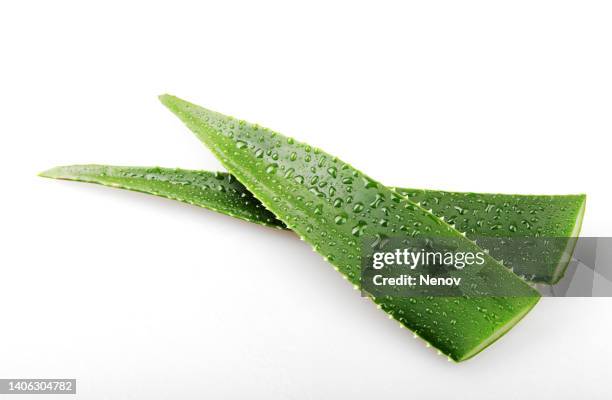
<box><xmin>158</xmin><ymin>94</ymin><xmax>540</xmax><ymax>361</ymax></box>
<box><xmin>40</xmin><ymin>165</ymin><xmax>585</xmax><ymax>283</ymax></box>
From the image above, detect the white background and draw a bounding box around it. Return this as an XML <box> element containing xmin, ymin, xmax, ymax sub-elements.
<box><xmin>1</xmin><ymin>1</ymin><xmax>611</xmax><ymax>399</ymax></box>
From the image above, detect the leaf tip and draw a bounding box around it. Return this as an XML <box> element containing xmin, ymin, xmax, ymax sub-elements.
<box><xmin>38</xmin><ymin>166</ymin><xmax>62</xmax><ymax>179</ymax></box>
<box><xmin>158</xmin><ymin>93</ymin><xmax>190</xmax><ymax>111</ymax></box>
<box><xmin>158</xmin><ymin>93</ymin><xmax>174</xmax><ymax>104</ymax></box>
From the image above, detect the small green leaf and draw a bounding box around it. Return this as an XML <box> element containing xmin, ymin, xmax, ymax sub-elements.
<box><xmin>40</xmin><ymin>165</ymin><xmax>284</xmax><ymax>229</ymax></box>
<box><xmin>159</xmin><ymin>94</ymin><xmax>540</xmax><ymax>361</ymax></box>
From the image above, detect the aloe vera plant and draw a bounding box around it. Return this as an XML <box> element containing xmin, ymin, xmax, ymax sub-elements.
<box><xmin>158</xmin><ymin>94</ymin><xmax>540</xmax><ymax>361</ymax></box>
<box><xmin>40</xmin><ymin>165</ymin><xmax>585</xmax><ymax>283</ymax></box>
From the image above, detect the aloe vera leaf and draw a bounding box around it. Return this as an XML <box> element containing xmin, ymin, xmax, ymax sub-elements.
<box><xmin>159</xmin><ymin>94</ymin><xmax>540</xmax><ymax>362</ymax></box>
<box><xmin>396</xmin><ymin>189</ymin><xmax>586</xmax><ymax>283</ymax></box>
<box><xmin>40</xmin><ymin>165</ymin><xmax>285</xmax><ymax>229</ymax></box>
<box><xmin>40</xmin><ymin>165</ymin><xmax>585</xmax><ymax>284</ymax></box>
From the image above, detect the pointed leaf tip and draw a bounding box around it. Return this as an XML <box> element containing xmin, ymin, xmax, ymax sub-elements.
<box><xmin>158</xmin><ymin>94</ymin><xmax>195</xmax><ymax>111</ymax></box>
<box><xmin>39</xmin><ymin>166</ymin><xmax>62</xmax><ymax>178</ymax></box>
<box><xmin>38</xmin><ymin>165</ymin><xmax>99</xmax><ymax>180</ymax></box>
<box><xmin>158</xmin><ymin>93</ymin><xmax>174</xmax><ymax>104</ymax></box>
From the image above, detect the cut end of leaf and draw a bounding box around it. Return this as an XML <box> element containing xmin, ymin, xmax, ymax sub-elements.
<box><xmin>455</xmin><ymin>295</ymin><xmax>541</xmax><ymax>362</ymax></box>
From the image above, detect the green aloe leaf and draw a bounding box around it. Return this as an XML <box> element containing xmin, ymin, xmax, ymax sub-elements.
<box><xmin>158</xmin><ymin>94</ymin><xmax>540</xmax><ymax>361</ymax></box>
<box><xmin>40</xmin><ymin>165</ymin><xmax>285</xmax><ymax>229</ymax></box>
<box><xmin>40</xmin><ymin>165</ymin><xmax>585</xmax><ymax>283</ymax></box>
